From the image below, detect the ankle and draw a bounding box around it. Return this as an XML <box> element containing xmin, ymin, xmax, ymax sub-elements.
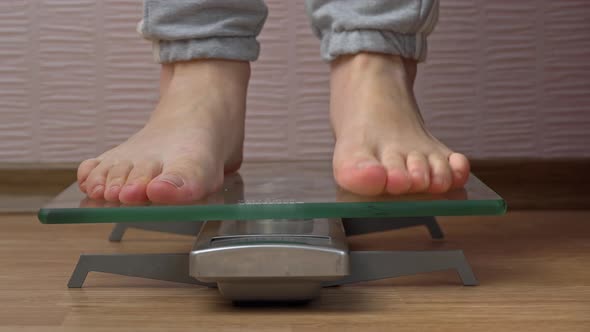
<box><xmin>155</xmin><ymin>59</ymin><xmax>249</xmax><ymax>115</ymax></box>
<box><xmin>174</xmin><ymin>58</ymin><xmax>250</xmax><ymax>75</ymax></box>
<box><xmin>330</xmin><ymin>52</ymin><xmax>420</xmax><ymax>105</ymax></box>
<box><xmin>169</xmin><ymin>59</ymin><xmax>250</xmax><ymax>92</ymax></box>
<box><xmin>332</xmin><ymin>52</ymin><xmax>406</xmax><ymax>77</ymax></box>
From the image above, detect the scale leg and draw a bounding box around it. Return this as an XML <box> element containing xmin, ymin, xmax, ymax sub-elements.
<box><xmin>323</xmin><ymin>250</ymin><xmax>478</xmax><ymax>287</ymax></box>
<box><xmin>108</xmin><ymin>224</ymin><xmax>128</xmax><ymax>242</ymax></box>
<box><xmin>67</xmin><ymin>253</ymin><xmax>215</xmax><ymax>288</ymax></box>
<box><xmin>109</xmin><ymin>221</ymin><xmax>204</xmax><ymax>242</ymax></box>
<box><xmin>424</xmin><ymin>218</ymin><xmax>444</xmax><ymax>239</ymax></box>
<box><xmin>342</xmin><ymin>217</ymin><xmax>444</xmax><ymax>239</ymax></box>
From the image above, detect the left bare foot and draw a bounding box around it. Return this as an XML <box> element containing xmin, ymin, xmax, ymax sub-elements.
<box><xmin>330</xmin><ymin>52</ymin><xmax>470</xmax><ymax>196</ymax></box>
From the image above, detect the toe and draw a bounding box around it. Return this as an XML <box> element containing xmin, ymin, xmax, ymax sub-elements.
<box><xmin>449</xmin><ymin>153</ymin><xmax>470</xmax><ymax>188</ymax></box>
<box><xmin>380</xmin><ymin>151</ymin><xmax>411</xmax><ymax>195</ymax></box>
<box><xmin>119</xmin><ymin>160</ymin><xmax>162</xmax><ymax>204</ymax></box>
<box><xmin>406</xmin><ymin>152</ymin><xmax>430</xmax><ymax>193</ymax></box>
<box><xmin>333</xmin><ymin>147</ymin><xmax>387</xmax><ymax>196</ymax></box>
<box><xmin>104</xmin><ymin>161</ymin><xmax>133</xmax><ymax>202</ymax></box>
<box><xmin>428</xmin><ymin>153</ymin><xmax>453</xmax><ymax>194</ymax></box>
<box><xmin>146</xmin><ymin>158</ymin><xmax>219</xmax><ymax>204</ymax></box>
<box><xmin>77</xmin><ymin>158</ymin><xmax>100</xmax><ymax>193</ymax></box>
<box><xmin>85</xmin><ymin>163</ymin><xmax>110</xmax><ymax>200</ymax></box>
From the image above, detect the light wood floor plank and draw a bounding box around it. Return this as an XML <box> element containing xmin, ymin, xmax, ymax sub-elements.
<box><xmin>0</xmin><ymin>211</ymin><xmax>588</xmax><ymax>331</ymax></box>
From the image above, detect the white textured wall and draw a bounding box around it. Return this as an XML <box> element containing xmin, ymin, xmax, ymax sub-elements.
<box><xmin>0</xmin><ymin>0</ymin><xmax>589</xmax><ymax>163</ymax></box>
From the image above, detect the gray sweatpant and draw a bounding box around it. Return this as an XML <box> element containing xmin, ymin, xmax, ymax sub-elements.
<box><xmin>138</xmin><ymin>0</ymin><xmax>439</xmax><ymax>63</ymax></box>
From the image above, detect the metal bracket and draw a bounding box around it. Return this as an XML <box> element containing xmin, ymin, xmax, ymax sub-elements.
<box><xmin>68</xmin><ymin>217</ymin><xmax>474</xmax><ymax>291</ymax></box>
<box><xmin>67</xmin><ymin>253</ymin><xmax>215</xmax><ymax>288</ymax></box>
<box><xmin>342</xmin><ymin>216</ymin><xmax>444</xmax><ymax>238</ymax></box>
<box><xmin>323</xmin><ymin>250</ymin><xmax>478</xmax><ymax>287</ymax></box>
<box><xmin>67</xmin><ymin>250</ymin><xmax>477</xmax><ymax>288</ymax></box>
<box><xmin>109</xmin><ymin>221</ymin><xmax>204</xmax><ymax>242</ymax></box>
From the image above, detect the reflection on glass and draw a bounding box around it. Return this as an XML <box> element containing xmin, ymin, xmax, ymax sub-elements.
<box><xmin>39</xmin><ymin>161</ymin><xmax>505</xmax><ymax>224</ymax></box>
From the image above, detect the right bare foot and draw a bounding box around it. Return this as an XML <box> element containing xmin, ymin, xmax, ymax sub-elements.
<box><xmin>77</xmin><ymin>60</ymin><xmax>249</xmax><ymax>204</ymax></box>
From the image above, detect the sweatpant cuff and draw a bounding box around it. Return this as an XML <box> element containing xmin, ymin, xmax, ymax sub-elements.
<box><xmin>152</xmin><ymin>36</ymin><xmax>260</xmax><ymax>64</ymax></box>
<box><xmin>319</xmin><ymin>30</ymin><xmax>428</xmax><ymax>62</ymax></box>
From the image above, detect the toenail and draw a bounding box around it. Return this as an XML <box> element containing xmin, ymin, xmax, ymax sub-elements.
<box><xmin>356</xmin><ymin>160</ymin><xmax>380</xmax><ymax>169</ymax></box>
<box><xmin>454</xmin><ymin>171</ymin><xmax>463</xmax><ymax>179</ymax></box>
<box><xmin>109</xmin><ymin>185</ymin><xmax>120</xmax><ymax>193</ymax></box>
<box><xmin>157</xmin><ymin>174</ymin><xmax>185</xmax><ymax>188</ymax></box>
<box><xmin>91</xmin><ymin>185</ymin><xmax>104</xmax><ymax>196</ymax></box>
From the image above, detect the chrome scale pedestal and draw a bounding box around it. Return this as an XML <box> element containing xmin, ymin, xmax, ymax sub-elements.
<box><xmin>67</xmin><ymin>217</ymin><xmax>477</xmax><ymax>302</ymax></box>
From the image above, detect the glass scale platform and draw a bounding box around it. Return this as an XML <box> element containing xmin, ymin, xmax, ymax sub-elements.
<box><xmin>39</xmin><ymin>161</ymin><xmax>506</xmax><ymax>303</ymax></box>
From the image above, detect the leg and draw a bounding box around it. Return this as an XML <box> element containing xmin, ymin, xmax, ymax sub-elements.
<box><xmin>322</xmin><ymin>250</ymin><xmax>478</xmax><ymax>287</ymax></box>
<box><xmin>108</xmin><ymin>221</ymin><xmax>204</xmax><ymax>242</ymax></box>
<box><xmin>77</xmin><ymin>0</ymin><xmax>268</xmax><ymax>204</ymax></box>
<box><xmin>306</xmin><ymin>0</ymin><xmax>470</xmax><ymax>196</ymax></box>
<box><xmin>342</xmin><ymin>216</ymin><xmax>444</xmax><ymax>239</ymax></box>
<box><xmin>67</xmin><ymin>253</ymin><xmax>215</xmax><ymax>288</ymax></box>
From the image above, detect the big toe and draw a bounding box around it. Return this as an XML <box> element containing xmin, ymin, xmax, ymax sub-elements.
<box><xmin>334</xmin><ymin>149</ymin><xmax>387</xmax><ymax>196</ymax></box>
<box><xmin>146</xmin><ymin>159</ymin><xmax>221</xmax><ymax>204</ymax></box>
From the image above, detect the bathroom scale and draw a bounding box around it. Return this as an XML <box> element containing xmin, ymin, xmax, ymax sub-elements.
<box><xmin>38</xmin><ymin>161</ymin><xmax>506</xmax><ymax>303</ymax></box>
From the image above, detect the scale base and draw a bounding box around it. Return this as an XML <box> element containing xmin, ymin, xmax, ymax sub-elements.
<box><xmin>67</xmin><ymin>217</ymin><xmax>477</xmax><ymax>303</ymax></box>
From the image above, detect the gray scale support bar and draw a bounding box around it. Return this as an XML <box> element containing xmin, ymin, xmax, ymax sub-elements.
<box><xmin>68</xmin><ymin>217</ymin><xmax>473</xmax><ymax>290</ymax></box>
<box><xmin>322</xmin><ymin>250</ymin><xmax>478</xmax><ymax>287</ymax></box>
<box><xmin>109</xmin><ymin>221</ymin><xmax>205</xmax><ymax>242</ymax></box>
<box><xmin>342</xmin><ymin>217</ymin><xmax>444</xmax><ymax>238</ymax></box>
<box><xmin>67</xmin><ymin>250</ymin><xmax>476</xmax><ymax>288</ymax></box>
<box><xmin>67</xmin><ymin>253</ymin><xmax>215</xmax><ymax>288</ymax></box>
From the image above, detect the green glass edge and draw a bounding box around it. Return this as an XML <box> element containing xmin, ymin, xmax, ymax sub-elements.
<box><xmin>38</xmin><ymin>199</ymin><xmax>507</xmax><ymax>224</ymax></box>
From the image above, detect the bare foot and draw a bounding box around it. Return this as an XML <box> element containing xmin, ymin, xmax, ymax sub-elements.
<box><xmin>330</xmin><ymin>53</ymin><xmax>470</xmax><ymax>196</ymax></box>
<box><xmin>77</xmin><ymin>59</ymin><xmax>249</xmax><ymax>204</ymax></box>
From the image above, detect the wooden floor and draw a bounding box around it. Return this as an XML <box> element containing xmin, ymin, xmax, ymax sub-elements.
<box><xmin>0</xmin><ymin>211</ymin><xmax>588</xmax><ymax>331</ymax></box>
